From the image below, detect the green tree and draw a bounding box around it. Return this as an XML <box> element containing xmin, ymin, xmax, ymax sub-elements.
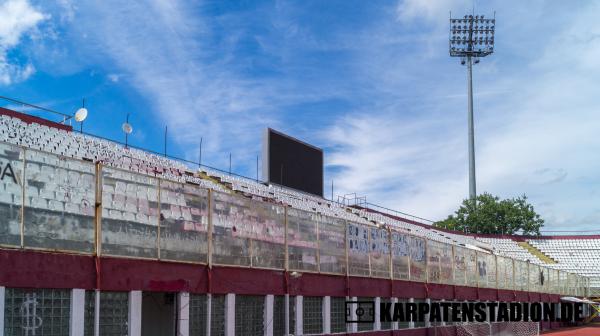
<box><xmin>434</xmin><ymin>193</ymin><xmax>544</xmax><ymax>235</ymax></box>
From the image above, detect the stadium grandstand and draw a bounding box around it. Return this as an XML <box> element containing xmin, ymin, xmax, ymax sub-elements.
<box><xmin>0</xmin><ymin>102</ymin><xmax>597</xmax><ymax>336</ymax></box>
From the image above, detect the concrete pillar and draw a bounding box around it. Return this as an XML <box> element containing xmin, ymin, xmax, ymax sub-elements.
<box><xmin>284</xmin><ymin>295</ymin><xmax>289</xmax><ymax>336</ymax></box>
<box><xmin>94</xmin><ymin>290</ymin><xmax>100</xmax><ymax>336</ymax></box>
<box><xmin>440</xmin><ymin>299</ymin><xmax>442</xmax><ymax>326</ymax></box>
<box><xmin>225</xmin><ymin>294</ymin><xmax>235</xmax><ymax>336</ymax></box>
<box><xmin>294</xmin><ymin>296</ymin><xmax>303</xmax><ymax>336</ymax></box>
<box><xmin>425</xmin><ymin>298</ymin><xmax>431</xmax><ymax>328</ymax></box>
<box><xmin>322</xmin><ymin>296</ymin><xmax>331</xmax><ymax>334</ymax></box>
<box><xmin>178</xmin><ymin>292</ymin><xmax>190</xmax><ymax>336</ymax></box>
<box><xmin>70</xmin><ymin>289</ymin><xmax>85</xmax><ymax>336</ymax></box>
<box><xmin>408</xmin><ymin>298</ymin><xmax>415</xmax><ymax>329</ymax></box>
<box><xmin>391</xmin><ymin>298</ymin><xmax>399</xmax><ymax>330</ymax></box>
<box><xmin>206</xmin><ymin>294</ymin><xmax>212</xmax><ymax>336</ymax></box>
<box><xmin>540</xmin><ymin>302</ymin><xmax>544</xmax><ymax>332</ymax></box>
<box><xmin>264</xmin><ymin>295</ymin><xmax>274</xmax><ymax>336</ymax></box>
<box><xmin>128</xmin><ymin>291</ymin><xmax>142</xmax><ymax>336</ymax></box>
<box><xmin>0</xmin><ymin>286</ymin><xmax>5</xmax><ymax>336</ymax></box>
<box><xmin>374</xmin><ymin>297</ymin><xmax>381</xmax><ymax>330</ymax></box>
<box><xmin>348</xmin><ymin>296</ymin><xmax>358</xmax><ymax>333</ymax></box>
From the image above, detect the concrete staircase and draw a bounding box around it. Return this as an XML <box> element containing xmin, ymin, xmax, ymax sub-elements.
<box><xmin>518</xmin><ymin>241</ymin><xmax>557</xmax><ymax>264</ymax></box>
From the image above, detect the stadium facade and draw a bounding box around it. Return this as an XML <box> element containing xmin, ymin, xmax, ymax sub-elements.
<box><xmin>0</xmin><ymin>106</ymin><xmax>595</xmax><ymax>336</ymax></box>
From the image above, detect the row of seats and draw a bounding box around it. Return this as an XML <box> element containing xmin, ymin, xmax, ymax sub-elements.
<box><xmin>1</xmin><ymin>111</ymin><xmax>597</xmax><ymax>283</ymax></box>
<box><xmin>203</xmin><ymin>166</ymin><xmax>488</xmax><ymax>249</ymax></box>
<box><xmin>0</xmin><ymin>113</ymin><xmax>486</xmax><ymax>250</ymax></box>
<box><xmin>0</xmin><ymin>115</ymin><xmax>226</xmax><ymax>192</ymax></box>
<box><xmin>529</xmin><ymin>239</ymin><xmax>600</xmax><ymax>279</ymax></box>
<box><xmin>475</xmin><ymin>238</ymin><xmax>544</xmax><ymax>264</ymax></box>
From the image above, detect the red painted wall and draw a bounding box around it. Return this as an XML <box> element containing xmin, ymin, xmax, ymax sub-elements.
<box><xmin>0</xmin><ymin>248</ymin><xmax>568</xmax><ymax>304</ymax></box>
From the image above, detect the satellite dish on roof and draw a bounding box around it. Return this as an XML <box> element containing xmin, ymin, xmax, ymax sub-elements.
<box><xmin>122</xmin><ymin>122</ymin><xmax>133</xmax><ymax>134</ymax></box>
<box><xmin>74</xmin><ymin>107</ymin><xmax>88</xmax><ymax>122</ymax></box>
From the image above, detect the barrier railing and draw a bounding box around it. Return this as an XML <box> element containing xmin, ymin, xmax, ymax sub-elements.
<box><xmin>0</xmin><ymin>142</ymin><xmax>589</xmax><ymax>296</ymax></box>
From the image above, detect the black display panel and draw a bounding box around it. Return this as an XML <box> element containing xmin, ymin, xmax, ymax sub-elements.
<box><xmin>263</xmin><ymin>128</ymin><xmax>323</xmax><ymax>196</ymax></box>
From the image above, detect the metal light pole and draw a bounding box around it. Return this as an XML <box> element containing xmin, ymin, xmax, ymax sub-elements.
<box><xmin>449</xmin><ymin>12</ymin><xmax>496</xmax><ymax>200</ymax></box>
<box><xmin>467</xmin><ymin>55</ymin><xmax>476</xmax><ymax>199</ymax></box>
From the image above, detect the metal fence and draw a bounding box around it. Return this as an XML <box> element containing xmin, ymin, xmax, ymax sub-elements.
<box><xmin>0</xmin><ymin>142</ymin><xmax>590</xmax><ymax>297</ymax></box>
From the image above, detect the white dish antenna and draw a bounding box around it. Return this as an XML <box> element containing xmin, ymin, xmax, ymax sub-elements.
<box><xmin>122</xmin><ymin>122</ymin><xmax>133</xmax><ymax>134</ymax></box>
<box><xmin>74</xmin><ymin>107</ymin><xmax>88</xmax><ymax>122</ymax></box>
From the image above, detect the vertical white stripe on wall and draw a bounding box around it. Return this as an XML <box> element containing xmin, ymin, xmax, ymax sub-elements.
<box><xmin>128</xmin><ymin>291</ymin><xmax>142</xmax><ymax>336</ymax></box>
<box><xmin>294</xmin><ymin>296</ymin><xmax>303</xmax><ymax>336</ymax></box>
<box><xmin>0</xmin><ymin>286</ymin><xmax>5</xmax><ymax>336</ymax></box>
<box><xmin>94</xmin><ymin>290</ymin><xmax>100</xmax><ymax>336</ymax></box>
<box><xmin>264</xmin><ymin>295</ymin><xmax>274</xmax><ymax>336</ymax></box>
<box><xmin>284</xmin><ymin>294</ymin><xmax>289</xmax><ymax>336</ymax></box>
<box><xmin>178</xmin><ymin>292</ymin><xmax>190</xmax><ymax>336</ymax></box>
<box><xmin>322</xmin><ymin>296</ymin><xmax>331</xmax><ymax>334</ymax></box>
<box><xmin>425</xmin><ymin>298</ymin><xmax>431</xmax><ymax>328</ymax></box>
<box><xmin>206</xmin><ymin>294</ymin><xmax>212</xmax><ymax>336</ymax></box>
<box><xmin>224</xmin><ymin>293</ymin><xmax>235</xmax><ymax>336</ymax></box>
<box><xmin>391</xmin><ymin>298</ymin><xmax>398</xmax><ymax>330</ymax></box>
<box><xmin>440</xmin><ymin>299</ymin><xmax>446</xmax><ymax>327</ymax></box>
<box><xmin>70</xmin><ymin>289</ymin><xmax>85</xmax><ymax>336</ymax></box>
<box><xmin>408</xmin><ymin>298</ymin><xmax>415</xmax><ymax>329</ymax></box>
<box><xmin>374</xmin><ymin>297</ymin><xmax>381</xmax><ymax>330</ymax></box>
<box><xmin>348</xmin><ymin>296</ymin><xmax>357</xmax><ymax>333</ymax></box>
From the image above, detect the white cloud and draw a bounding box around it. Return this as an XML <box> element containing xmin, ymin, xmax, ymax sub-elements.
<box><xmin>50</xmin><ymin>2</ymin><xmax>262</xmax><ymax>165</ymax></box>
<box><xmin>397</xmin><ymin>0</ymin><xmax>469</xmax><ymax>22</ymax></box>
<box><xmin>0</xmin><ymin>0</ymin><xmax>46</xmax><ymax>85</ymax></box>
<box><xmin>107</xmin><ymin>73</ymin><xmax>121</xmax><ymax>83</ymax></box>
<box><xmin>47</xmin><ymin>1</ymin><xmax>348</xmax><ymax>171</ymax></box>
<box><xmin>325</xmin><ymin>1</ymin><xmax>600</xmax><ymax>232</ymax></box>
<box><xmin>0</xmin><ymin>0</ymin><xmax>46</xmax><ymax>47</ymax></box>
<box><xmin>0</xmin><ymin>59</ymin><xmax>35</xmax><ymax>84</ymax></box>
<box><xmin>23</xmin><ymin>0</ymin><xmax>600</xmax><ymax>233</ymax></box>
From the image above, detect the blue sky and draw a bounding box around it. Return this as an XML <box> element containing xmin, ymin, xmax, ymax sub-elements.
<box><xmin>1</xmin><ymin>0</ymin><xmax>600</xmax><ymax>232</ymax></box>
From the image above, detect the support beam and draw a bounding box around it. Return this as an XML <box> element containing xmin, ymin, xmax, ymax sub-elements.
<box><xmin>94</xmin><ymin>290</ymin><xmax>100</xmax><ymax>336</ymax></box>
<box><xmin>284</xmin><ymin>295</ymin><xmax>289</xmax><ymax>336</ymax></box>
<box><xmin>178</xmin><ymin>292</ymin><xmax>190</xmax><ymax>336</ymax></box>
<box><xmin>408</xmin><ymin>298</ymin><xmax>415</xmax><ymax>329</ymax></box>
<box><xmin>128</xmin><ymin>291</ymin><xmax>142</xmax><ymax>336</ymax></box>
<box><xmin>425</xmin><ymin>298</ymin><xmax>431</xmax><ymax>328</ymax></box>
<box><xmin>374</xmin><ymin>297</ymin><xmax>381</xmax><ymax>330</ymax></box>
<box><xmin>264</xmin><ymin>295</ymin><xmax>273</xmax><ymax>336</ymax></box>
<box><xmin>70</xmin><ymin>289</ymin><xmax>85</xmax><ymax>336</ymax></box>
<box><xmin>294</xmin><ymin>296</ymin><xmax>303</xmax><ymax>336</ymax></box>
<box><xmin>390</xmin><ymin>298</ymin><xmax>399</xmax><ymax>330</ymax></box>
<box><xmin>0</xmin><ymin>286</ymin><xmax>5</xmax><ymax>336</ymax></box>
<box><xmin>225</xmin><ymin>294</ymin><xmax>235</xmax><ymax>336</ymax></box>
<box><xmin>206</xmin><ymin>294</ymin><xmax>212</xmax><ymax>336</ymax></box>
<box><xmin>440</xmin><ymin>299</ymin><xmax>446</xmax><ymax>327</ymax></box>
<box><xmin>322</xmin><ymin>296</ymin><xmax>331</xmax><ymax>334</ymax></box>
<box><xmin>348</xmin><ymin>296</ymin><xmax>357</xmax><ymax>333</ymax></box>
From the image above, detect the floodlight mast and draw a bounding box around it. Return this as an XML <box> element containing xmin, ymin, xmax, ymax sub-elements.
<box><xmin>449</xmin><ymin>12</ymin><xmax>495</xmax><ymax>200</ymax></box>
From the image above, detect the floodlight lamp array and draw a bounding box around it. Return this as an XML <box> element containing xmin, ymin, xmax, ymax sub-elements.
<box><xmin>449</xmin><ymin>14</ymin><xmax>495</xmax><ymax>57</ymax></box>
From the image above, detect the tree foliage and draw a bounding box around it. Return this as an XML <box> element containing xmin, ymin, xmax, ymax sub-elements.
<box><xmin>434</xmin><ymin>193</ymin><xmax>544</xmax><ymax>235</ymax></box>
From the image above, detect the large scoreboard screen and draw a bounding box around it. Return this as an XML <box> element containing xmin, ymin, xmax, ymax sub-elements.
<box><xmin>262</xmin><ymin>128</ymin><xmax>323</xmax><ymax>196</ymax></box>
